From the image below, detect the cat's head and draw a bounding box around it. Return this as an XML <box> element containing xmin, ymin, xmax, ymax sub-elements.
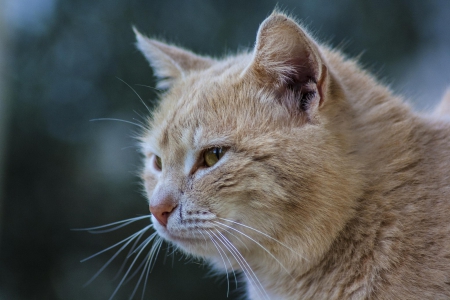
<box><xmin>136</xmin><ymin>12</ymin><xmax>361</xmax><ymax>270</ymax></box>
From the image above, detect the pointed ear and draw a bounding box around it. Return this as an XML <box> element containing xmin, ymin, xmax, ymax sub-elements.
<box><xmin>134</xmin><ymin>28</ymin><xmax>214</xmax><ymax>89</ymax></box>
<box><xmin>247</xmin><ymin>13</ymin><xmax>329</xmax><ymax>120</ymax></box>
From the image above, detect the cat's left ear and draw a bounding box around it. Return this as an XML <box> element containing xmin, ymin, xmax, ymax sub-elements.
<box><xmin>134</xmin><ymin>28</ymin><xmax>214</xmax><ymax>89</ymax></box>
<box><xmin>247</xmin><ymin>13</ymin><xmax>330</xmax><ymax>121</ymax></box>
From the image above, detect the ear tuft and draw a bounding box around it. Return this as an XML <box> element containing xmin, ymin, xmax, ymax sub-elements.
<box><xmin>134</xmin><ymin>28</ymin><xmax>214</xmax><ymax>90</ymax></box>
<box><xmin>248</xmin><ymin>12</ymin><xmax>329</xmax><ymax>119</ymax></box>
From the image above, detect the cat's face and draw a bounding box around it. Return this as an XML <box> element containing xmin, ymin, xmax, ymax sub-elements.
<box><xmin>141</xmin><ymin>70</ymin><xmax>301</xmax><ymax>258</ymax></box>
<box><xmin>138</xmin><ymin>13</ymin><xmax>360</xmax><ymax>269</ymax></box>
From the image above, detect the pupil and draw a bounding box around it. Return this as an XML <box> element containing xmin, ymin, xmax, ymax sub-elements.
<box><xmin>215</xmin><ymin>148</ymin><xmax>221</xmax><ymax>159</ymax></box>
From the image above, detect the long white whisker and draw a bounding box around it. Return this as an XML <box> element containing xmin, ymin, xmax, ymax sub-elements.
<box><xmin>202</xmin><ymin>230</ymin><xmax>231</xmax><ymax>297</ymax></box>
<box><xmin>148</xmin><ymin>237</ymin><xmax>163</xmax><ymax>273</ymax></box>
<box><xmin>142</xmin><ymin>237</ymin><xmax>163</xmax><ymax>300</ymax></box>
<box><xmin>141</xmin><ymin>248</ymin><xmax>154</xmax><ymax>300</ymax></box>
<box><xmin>128</xmin><ymin>251</ymin><xmax>152</xmax><ymax>300</ymax></box>
<box><xmin>218</xmin><ymin>217</ymin><xmax>304</xmax><ymax>260</ymax></box>
<box><xmin>124</xmin><ymin>251</ymin><xmax>150</xmax><ymax>286</ymax></box>
<box><xmin>81</xmin><ymin>226</ymin><xmax>150</xmax><ymax>263</ymax></box>
<box><xmin>108</xmin><ymin>232</ymin><xmax>156</xmax><ymax>300</ymax></box>
<box><xmin>215</xmin><ymin>224</ymin><xmax>249</xmax><ymax>251</ymax></box>
<box><xmin>129</xmin><ymin>232</ymin><xmax>159</xmax><ymax>257</ymax></box>
<box><xmin>202</xmin><ymin>229</ymin><xmax>238</xmax><ymax>290</ymax></box>
<box><xmin>214</xmin><ymin>221</ymin><xmax>294</xmax><ymax>279</ymax></box>
<box><xmin>113</xmin><ymin>226</ymin><xmax>152</xmax><ymax>281</ymax></box>
<box><xmin>73</xmin><ymin>215</ymin><xmax>149</xmax><ymax>232</ymax></box>
<box><xmin>129</xmin><ymin>237</ymin><xmax>163</xmax><ymax>300</ymax></box>
<box><xmin>121</xmin><ymin>233</ymin><xmax>159</xmax><ymax>283</ymax></box>
<box><xmin>81</xmin><ymin>227</ymin><xmax>149</xmax><ymax>287</ymax></box>
<box><xmin>212</xmin><ymin>228</ymin><xmax>269</xmax><ymax>300</ymax></box>
<box><xmin>206</xmin><ymin>230</ymin><xmax>239</xmax><ymax>290</ymax></box>
<box><xmin>87</xmin><ymin>221</ymin><xmax>146</xmax><ymax>234</ymax></box>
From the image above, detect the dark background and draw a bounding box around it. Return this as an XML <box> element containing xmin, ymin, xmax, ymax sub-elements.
<box><xmin>0</xmin><ymin>0</ymin><xmax>449</xmax><ymax>299</ymax></box>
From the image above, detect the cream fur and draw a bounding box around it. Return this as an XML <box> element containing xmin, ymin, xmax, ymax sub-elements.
<box><xmin>137</xmin><ymin>11</ymin><xmax>450</xmax><ymax>299</ymax></box>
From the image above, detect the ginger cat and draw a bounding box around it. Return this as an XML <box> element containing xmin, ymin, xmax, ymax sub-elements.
<box><xmin>134</xmin><ymin>11</ymin><xmax>450</xmax><ymax>299</ymax></box>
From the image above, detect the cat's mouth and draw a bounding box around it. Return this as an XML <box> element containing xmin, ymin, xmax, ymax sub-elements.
<box><xmin>152</xmin><ymin>215</ymin><xmax>214</xmax><ymax>243</ymax></box>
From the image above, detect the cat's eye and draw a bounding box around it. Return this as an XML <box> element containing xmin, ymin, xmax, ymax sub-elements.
<box><xmin>154</xmin><ymin>155</ymin><xmax>162</xmax><ymax>170</ymax></box>
<box><xmin>204</xmin><ymin>147</ymin><xmax>226</xmax><ymax>167</ymax></box>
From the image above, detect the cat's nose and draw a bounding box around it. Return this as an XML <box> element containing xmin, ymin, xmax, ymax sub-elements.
<box><xmin>150</xmin><ymin>202</ymin><xmax>177</xmax><ymax>227</ymax></box>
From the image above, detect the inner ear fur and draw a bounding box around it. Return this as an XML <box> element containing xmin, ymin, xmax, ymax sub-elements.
<box><xmin>134</xmin><ymin>28</ymin><xmax>214</xmax><ymax>89</ymax></box>
<box><xmin>247</xmin><ymin>12</ymin><xmax>329</xmax><ymax>119</ymax></box>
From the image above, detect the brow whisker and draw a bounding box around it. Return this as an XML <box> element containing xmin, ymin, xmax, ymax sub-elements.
<box><xmin>90</xmin><ymin>118</ymin><xmax>145</xmax><ymax>129</ymax></box>
<box><xmin>134</xmin><ymin>83</ymin><xmax>162</xmax><ymax>92</ymax></box>
<box><xmin>116</xmin><ymin>77</ymin><xmax>152</xmax><ymax>114</ymax></box>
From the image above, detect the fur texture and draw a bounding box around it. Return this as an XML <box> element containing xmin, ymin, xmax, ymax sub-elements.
<box><xmin>136</xmin><ymin>12</ymin><xmax>450</xmax><ymax>299</ymax></box>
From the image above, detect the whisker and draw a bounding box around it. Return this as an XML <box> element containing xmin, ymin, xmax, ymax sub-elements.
<box><xmin>171</xmin><ymin>244</ymin><xmax>175</xmax><ymax>268</ymax></box>
<box><xmin>214</xmin><ymin>221</ymin><xmax>294</xmax><ymax>279</ymax></box>
<box><xmin>206</xmin><ymin>230</ymin><xmax>239</xmax><ymax>291</ymax></box>
<box><xmin>128</xmin><ymin>232</ymin><xmax>159</xmax><ymax>257</ymax></box>
<box><xmin>108</xmin><ymin>232</ymin><xmax>157</xmax><ymax>300</ymax></box>
<box><xmin>81</xmin><ymin>227</ymin><xmax>150</xmax><ymax>287</ymax></box>
<box><xmin>113</xmin><ymin>227</ymin><xmax>150</xmax><ymax>281</ymax></box>
<box><xmin>141</xmin><ymin>250</ymin><xmax>153</xmax><ymax>300</ymax></box>
<box><xmin>90</xmin><ymin>118</ymin><xmax>145</xmax><ymax>129</ymax></box>
<box><xmin>148</xmin><ymin>237</ymin><xmax>164</xmax><ymax>273</ymax></box>
<box><xmin>116</xmin><ymin>77</ymin><xmax>152</xmax><ymax>114</ymax></box>
<box><xmin>129</xmin><ymin>237</ymin><xmax>163</xmax><ymax>300</ymax></box>
<box><xmin>133</xmin><ymin>109</ymin><xmax>147</xmax><ymax>121</ymax></box>
<box><xmin>88</xmin><ymin>221</ymin><xmax>148</xmax><ymax>234</ymax></box>
<box><xmin>134</xmin><ymin>83</ymin><xmax>162</xmax><ymax>92</ymax></box>
<box><xmin>214</xmin><ymin>224</ymin><xmax>249</xmax><ymax>251</ymax></box>
<box><xmin>218</xmin><ymin>217</ymin><xmax>304</xmax><ymax>260</ymax></box>
<box><xmin>81</xmin><ymin>226</ymin><xmax>150</xmax><ymax>263</ymax></box>
<box><xmin>142</xmin><ymin>237</ymin><xmax>163</xmax><ymax>300</ymax></box>
<box><xmin>129</xmin><ymin>251</ymin><xmax>152</xmax><ymax>300</ymax></box>
<box><xmin>163</xmin><ymin>243</ymin><xmax>171</xmax><ymax>265</ymax></box>
<box><xmin>122</xmin><ymin>235</ymin><xmax>161</xmax><ymax>286</ymax></box>
<box><xmin>202</xmin><ymin>230</ymin><xmax>231</xmax><ymax>297</ymax></box>
<box><xmin>124</xmin><ymin>251</ymin><xmax>150</xmax><ymax>286</ymax></box>
<box><xmin>212</xmin><ymin>228</ymin><xmax>269</xmax><ymax>300</ymax></box>
<box><xmin>73</xmin><ymin>215</ymin><xmax>149</xmax><ymax>232</ymax></box>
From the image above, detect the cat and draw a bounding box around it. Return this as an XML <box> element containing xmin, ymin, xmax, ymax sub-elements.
<box><xmin>131</xmin><ymin>11</ymin><xmax>450</xmax><ymax>300</ymax></box>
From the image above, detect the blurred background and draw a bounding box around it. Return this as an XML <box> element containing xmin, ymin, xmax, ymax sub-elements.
<box><xmin>0</xmin><ymin>0</ymin><xmax>449</xmax><ymax>299</ymax></box>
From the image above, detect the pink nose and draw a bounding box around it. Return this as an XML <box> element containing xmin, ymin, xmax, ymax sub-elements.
<box><xmin>150</xmin><ymin>203</ymin><xmax>177</xmax><ymax>227</ymax></box>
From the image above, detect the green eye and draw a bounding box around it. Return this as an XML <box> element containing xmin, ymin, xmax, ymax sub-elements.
<box><xmin>154</xmin><ymin>155</ymin><xmax>162</xmax><ymax>170</ymax></box>
<box><xmin>204</xmin><ymin>147</ymin><xmax>226</xmax><ymax>167</ymax></box>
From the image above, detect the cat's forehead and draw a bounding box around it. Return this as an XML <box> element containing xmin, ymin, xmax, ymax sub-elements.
<box><xmin>146</xmin><ymin>71</ymin><xmax>243</xmax><ymax>154</ymax></box>
<box><xmin>143</xmin><ymin>53</ymin><xmax>294</xmax><ymax>156</ymax></box>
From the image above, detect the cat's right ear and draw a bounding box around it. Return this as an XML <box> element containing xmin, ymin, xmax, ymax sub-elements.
<box><xmin>246</xmin><ymin>13</ymin><xmax>330</xmax><ymax>122</ymax></box>
<box><xmin>134</xmin><ymin>28</ymin><xmax>213</xmax><ymax>90</ymax></box>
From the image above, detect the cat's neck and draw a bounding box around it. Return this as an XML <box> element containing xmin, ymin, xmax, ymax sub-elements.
<box><xmin>325</xmin><ymin>49</ymin><xmax>420</xmax><ymax>177</ymax></box>
<box><xmin>242</xmin><ymin>49</ymin><xmax>450</xmax><ymax>298</ymax></box>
